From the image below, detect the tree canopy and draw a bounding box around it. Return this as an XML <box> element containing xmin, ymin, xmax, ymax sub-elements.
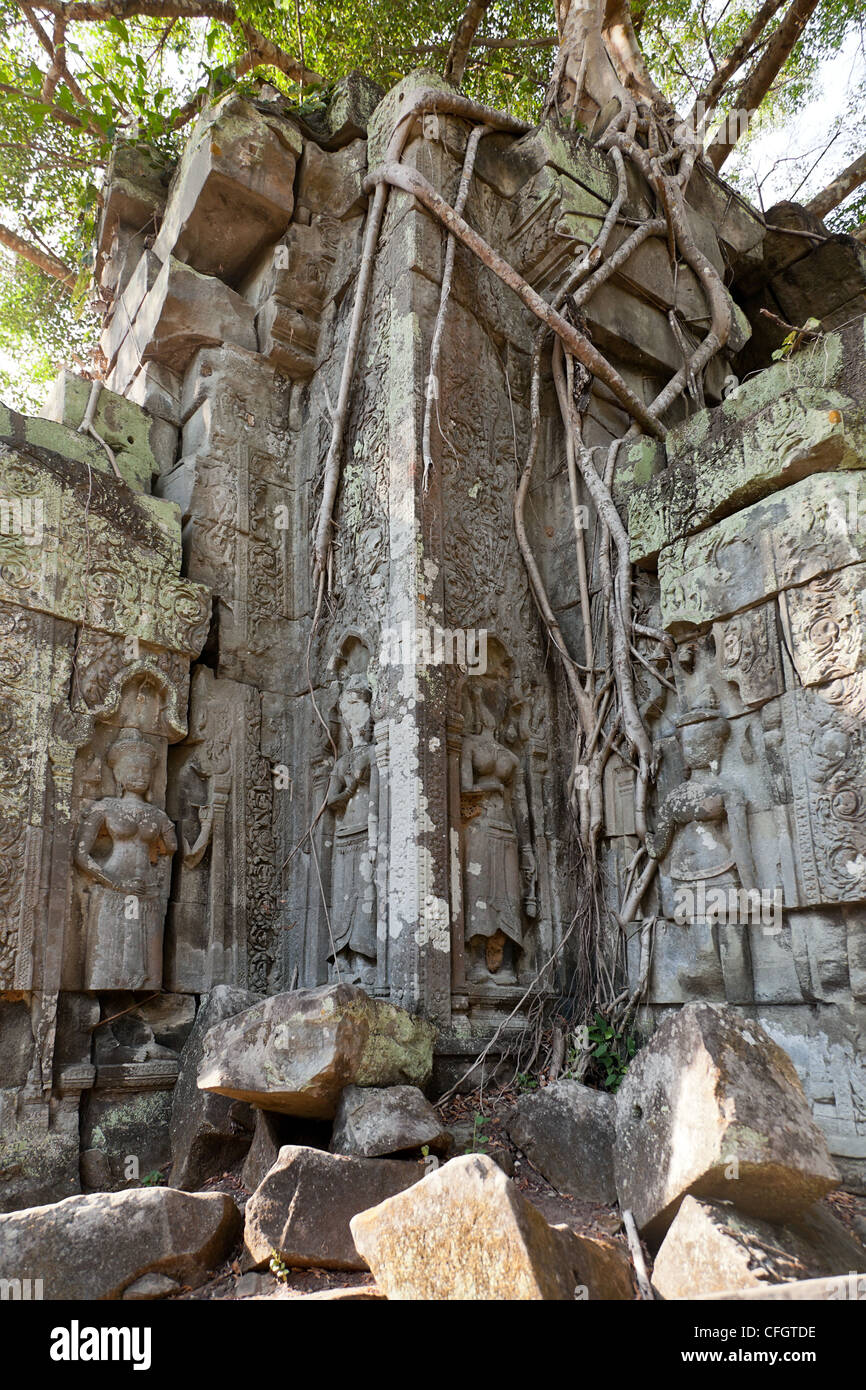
<box><xmin>0</xmin><ymin>0</ymin><xmax>864</xmax><ymax>407</ymax></box>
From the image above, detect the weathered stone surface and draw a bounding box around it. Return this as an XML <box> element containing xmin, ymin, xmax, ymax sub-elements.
<box><xmin>629</xmin><ymin>386</ymin><xmax>866</xmax><ymax>563</ymax></box>
<box><xmin>153</xmin><ymin>96</ymin><xmax>302</xmax><ymax>283</ymax></box>
<box><xmin>243</xmin><ymin>1144</ymin><xmax>425</xmax><ymax>1271</ymax></box>
<box><xmin>0</xmin><ymin>1115</ymin><xmax>81</xmax><ymax>1215</ymax></box>
<box><xmin>658</xmin><ymin>471</ymin><xmax>866</xmax><ymax>634</ymax></box>
<box><xmin>133</xmin><ymin>256</ymin><xmax>257</xmax><ymax>375</ymax></box>
<box><xmin>350</xmin><ymin>1153</ymin><xmax>625</xmax><ymax>1300</ymax></box>
<box><xmin>507</xmin><ymin>1080</ymin><xmax>616</xmax><ymax>1203</ymax></box>
<box><xmin>694</xmin><ymin>1272</ymin><xmax>866</xmax><ymax>1300</ymax></box>
<box><xmin>122</xmin><ymin>1271</ymin><xmax>181</xmax><ymax>1300</ymax></box>
<box><xmin>562</xmin><ymin>1228</ymin><xmax>634</xmax><ymax>1300</ymax></box>
<box><xmin>330</xmin><ymin>1084</ymin><xmax>446</xmax><ymax>1157</ymax></box>
<box><xmin>169</xmin><ymin>986</ymin><xmax>259</xmax><ymax>1190</ymax></box>
<box><xmin>651</xmin><ymin>1195</ymin><xmax>866</xmax><ymax>1299</ymax></box>
<box><xmin>241</xmin><ymin>1109</ymin><xmax>282</xmax><ymax>1192</ymax></box>
<box><xmin>41</xmin><ymin>370</ymin><xmax>161</xmax><ymax>493</ymax></box>
<box><xmin>0</xmin><ymin>1187</ymin><xmax>240</xmax><ymax>1300</ymax></box>
<box><xmin>614</xmin><ymin>1004</ymin><xmax>840</xmax><ymax>1242</ymax></box>
<box><xmin>198</xmin><ymin>985</ymin><xmax>436</xmax><ymax>1118</ymax></box>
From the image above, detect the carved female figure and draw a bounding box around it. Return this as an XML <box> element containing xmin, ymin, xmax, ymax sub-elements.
<box><xmin>461</xmin><ymin>684</ymin><xmax>536</xmax><ymax>983</ymax></box>
<box><xmin>74</xmin><ymin>728</ymin><xmax>176</xmax><ymax>990</ymax></box>
<box><xmin>647</xmin><ymin>709</ymin><xmax>757</xmax><ymax>1002</ymax></box>
<box><xmin>325</xmin><ymin>676</ymin><xmax>379</xmax><ymax>986</ymax></box>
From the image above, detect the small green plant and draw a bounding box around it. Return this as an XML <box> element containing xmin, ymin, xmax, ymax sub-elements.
<box><xmin>514</xmin><ymin>1072</ymin><xmax>538</xmax><ymax>1092</ymax></box>
<box><xmin>140</xmin><ymin>1169</ymin><xmax>165</xmax><ymax>1186</ymax></box>
<box><xmin>771</xmin><ymin>317</ymin><xmax>822</xmax><ymax>361</ymax></box>
<box><xmin>269</xmin><ymin>1250</ymin><xmax>290</xmax><ymax>1284</ymax></box>
<box><xmin>463</xmin><ymin>1113</ymin><xmax>490</xmax><ymax>1154</ymax></box>
<box><xmin>586</xmin><ymin>1014</ymin><xmax>637</xmax><ymax>1092</ymax></box>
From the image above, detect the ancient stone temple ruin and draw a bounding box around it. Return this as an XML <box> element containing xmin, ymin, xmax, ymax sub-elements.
<box><xmin>2</xmin><ymin>68</ymin><xmax>866</xmax><ymax>1213</ymax></box>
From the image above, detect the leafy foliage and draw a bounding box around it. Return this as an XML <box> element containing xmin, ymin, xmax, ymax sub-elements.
<box><xmin>0</xmin><ymin>0</ymin><xmax>863</xmax><ymax>405</ymax></box>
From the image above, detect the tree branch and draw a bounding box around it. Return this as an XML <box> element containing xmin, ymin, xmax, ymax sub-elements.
<box><xmin>0</xmin><ymin>221</ymin><xmax>76</xmax><ymax>288</ymax></box>
<box><xmin>806</xmin><ymin>148</ymin><xmax>866</xmax><ymax>219</ymax></box>
<box><xmin>689</xmin><ymin>0</ymin><xmax>786</xmax><ymax>128</ymax></box>
<box><xmin>706</xmin><ymin>0</ymin><xmax>821</xmax><ymax>170</ymax></box>
<box><xmin>0</xmin><ymin>81</ymin><xmax>91</xmax><ymax>130</ymax></box>
<box><xmin>17</xmin><ymin>2</ymin><xmax>102</xmax><ymax>130</ymax></box>
<box><xmin>444</xmin><ymin>0</ymin><xmax>493</xmax><ymax>86</ymax></box>
<box><xmin>29</xmin><ymin>0</ymin><xmax>322</xmax><ymax>86</ymax></box>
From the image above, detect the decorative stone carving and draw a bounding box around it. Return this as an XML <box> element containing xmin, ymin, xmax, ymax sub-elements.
<box><xmin>74</xmin><ymin>728</ymin><xmax>176</xmax><ymax>990</ymax></box>
<box><xmin>325</xmin><ymin>676</ymin><xmax>379</xmax><ymax>987</ymax></box>
<box><xmin>460</xmin><ymin>679</ymin><xmax>537</xmax><ymax>986</ymax></box>
<box><xmin>646</xmin><ymin>704</ymin><xmax>760</xmax><ymax>1003</ymax></box>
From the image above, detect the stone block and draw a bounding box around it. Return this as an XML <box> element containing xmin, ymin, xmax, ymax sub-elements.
<box><xmin>153</xmin><ymin>96</ymin><xmax>302</xmax><ymax>284</ymax></box>
<box><xmin>135</xmin><ymin>256</ymin><xmax>257</xmax><ymax>374</ymax></box>
<box><xmin>652</xmin><ymin>1195</ymin><xmax>866</xmax><ymax>1299</ymax></box>
<box><xmin>614</xmin><ymin>1003</ymin><xmax>839</xmax><ymax>1242</ymax></box>
<box><xmin>630</xmin><ymin>388</ymin><xmax>866</xmax><ymax>564</ymax></box>
<box><xmin>197</xmin><ymin>984</ymin><xmax>436</xmax><ymax>1118</ymax></box>
<box><xmin>507</xmin><ymin>1079</ymin><xmax>617</xmax><ymax>1203</ymax></box>
<box><xmin>169</xmin><ymin>986</ymin><xmax>259</xmax><ymax>1190</ymax></box>
<box><xmin>350</xmin><ymin>1153</ymin><xmax>625</xmax><ymax>1299</ymax></box>
<box><xmin>658</xmin><ymin>472</ymin><xmax>866</xmax><ymax>634</ymax></box>
<box><xmin>40</xmin><ymin>370</ymin><xmax>160</xmax><ymax>493</ymax></box>
<box><xmin>0</xmin><ymin>1187</ymin><xmax>241</xmax><ymax>1299</ymax></box>
<box><xmin>243</xmin><ymin>1144</ymin><xmax>425</xmax><ymax>1271</ymax></box>
<box><xmin>330</xmin><ymin>1084</ymin><xmax>447</xmax><ymax>1158</ymax></box>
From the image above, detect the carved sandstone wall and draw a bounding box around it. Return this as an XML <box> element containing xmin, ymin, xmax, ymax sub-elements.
<box><xmin>2</xmin><ymin>69</ymin><xmax>865</xmax><ymax>1207</ymax></box>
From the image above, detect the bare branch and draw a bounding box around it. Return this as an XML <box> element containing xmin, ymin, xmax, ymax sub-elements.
<box><xmin>17</xmin><ymin>2</ymin><xmax>102</xmax><ymax>130</ymax></box>
<box><xmin>28</xmin><ymin>0</ymin><xmax>323</xmax><ymax>86</ymax></box>
<box><xmin>806</xmin><ymin>148</ymin><xmax>866</xmax><ymax>220</ymax></box>
<box><xmin>0</xmin><ymin>220</ymin><xmax>76</xmax><ymax>288</ymax></box>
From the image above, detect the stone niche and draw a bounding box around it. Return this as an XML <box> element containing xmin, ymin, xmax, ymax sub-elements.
<box><xmin>2</xmin><ymin>68</ymin><xmax>866</xmax><ymax>1206</ymax></box>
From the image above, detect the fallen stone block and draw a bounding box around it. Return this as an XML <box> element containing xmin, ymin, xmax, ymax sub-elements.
<box><xmin>241</xmin><ymin>1109</ymin><xmax>283</xmax><ymax>1193</ymax></box>
<box><xmin>557</xmin><ymin>1226</ymin><xmax>634</xmax><ymax>1300</ymax></box>
<box><xmin>121</xmin><ymin>1272</ymin><xmax>181</xmax><ymax>1300</ymax></box>
<box><xmin>330</xmin><ymin>1084</ymin><xmax>447</xmax><ymax>1158</ymax></box>
<box><xmin>243</xmin><ymin>1145</ymin><xmax>425</xmax><ymax>1271</ymax></box>
<box><xmin>169</xmin><ymin>986</ymin><xmax>259</xmax><ymax>1191</ymax></box>
<box><xmin>615</xmin><ymin>1003</ymin><xmax>839</xmax><ymax>1242</ymax></box>
<box><xmin>350</xmin><ymin>1153</ymin><xmax>617</xmax><ymax>1300</ymax></box>
<box><xmin>507</xmin><ymin>1079</ymin><xmax>617</xmax><ymax>1203</ymax></box>
<box><xmin>198</xmin><ymin>983</ymin><xmax>436</xmax><ymax>1119</ymax></box>
<box><xmin>0</xmin><ymin>1187</ymin><xmax>241</xmax><ymax>1300</ymax></box>
<box><xmin>651</xmin><ymin>1195</ymin><xmax>866</xmax><ymax>1299</ymax></box>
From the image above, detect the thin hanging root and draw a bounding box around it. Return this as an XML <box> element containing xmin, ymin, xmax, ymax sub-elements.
<box><xmin>423</xmin><ymin>122</ymin><xmax>490</xmax><ymax>492</ymax></box>
<box><xmin>78</xmin><ymin>378</ymin><xmax>123</xmax><ymax>481</ymax></box>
